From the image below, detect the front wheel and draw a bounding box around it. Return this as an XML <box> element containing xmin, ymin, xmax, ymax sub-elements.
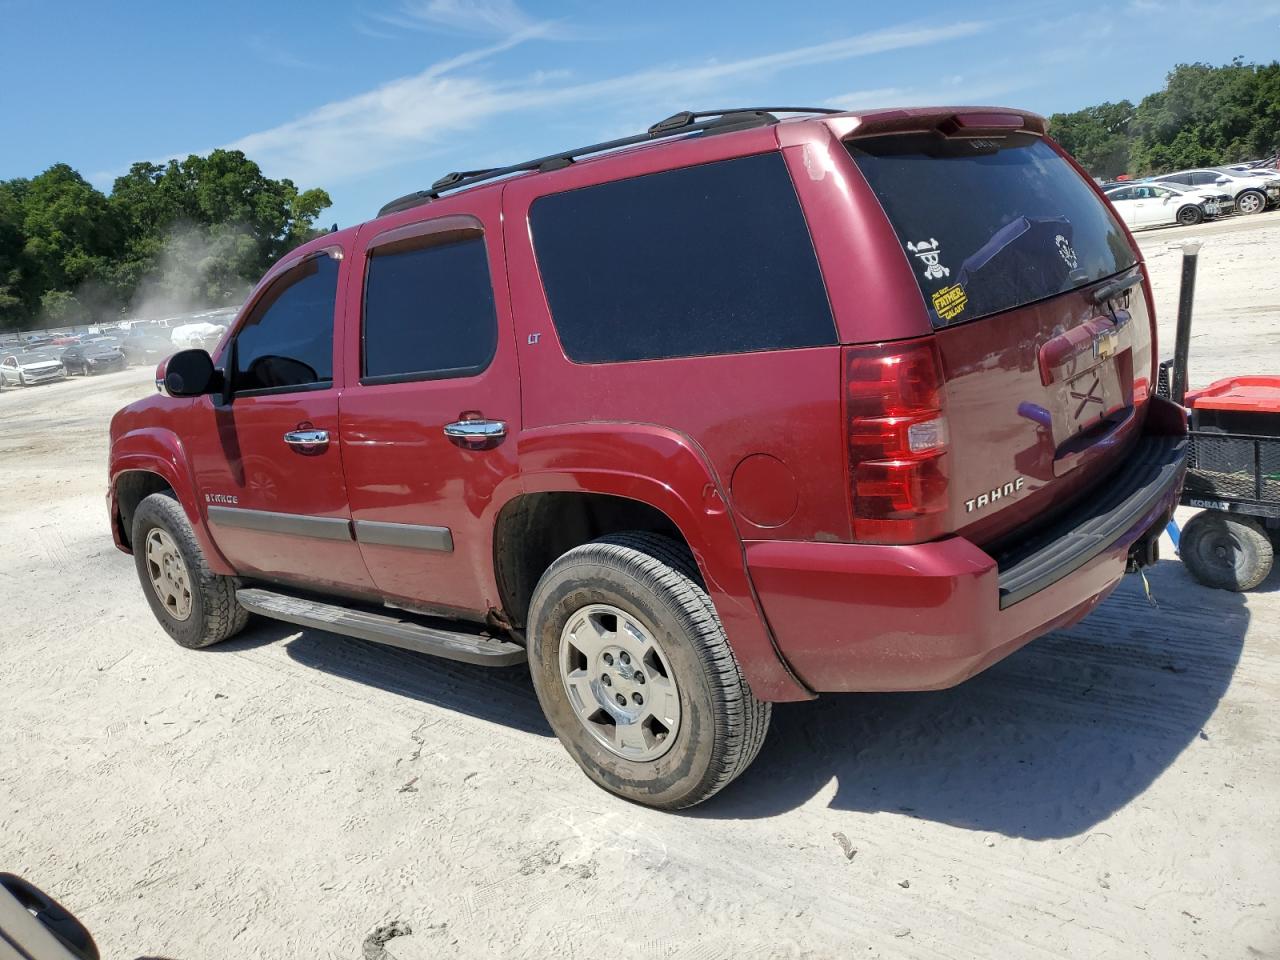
<box><xmin>527</xmin><ymin>532</ymin><xmax>770</xmax><ymax>809</ymax></box>
<box><xmin>131</xmin><ymin>492</ymin><xmax>249</xmax><ymax>648</ymax></box>
<box><xmin>1180</xmin><ymin>509</ymin><xmax>1274</xmax><ymax>591</ymax></box>
<box><xmin>1237</xmin><ymin>189</ymin><xmax>1266</xmax><ymax>215</ymax></box>
<box><xmin>1177</xmin><ymin>204</ymin><xmax>1204</xmax><ymax>225</ymax></box>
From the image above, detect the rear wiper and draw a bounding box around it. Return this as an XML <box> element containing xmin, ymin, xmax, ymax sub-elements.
<box><xmin>1091</xmin><ymin>270</ymin><xmax>1142</xmax><ymax>305</ymax></box>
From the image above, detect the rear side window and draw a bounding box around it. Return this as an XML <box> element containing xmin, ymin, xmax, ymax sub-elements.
<box><xmin>234</xmin><ymin>254</ymin><xmax>338</xmax><ymax>393</ymax></box>
<box><xmin>848</xmin><ymin>133</ymin><xmax>1136</xmax><ymax>327</ymax></box>
<box><xmin>530</xmin><ymin>152</ymin><xmax>836</xmax><ymax>363</ymax></box>
<box><xmin>362</xmin><ymin>236</ymin><xmax>497</xmax><ymax>383</ymax></box>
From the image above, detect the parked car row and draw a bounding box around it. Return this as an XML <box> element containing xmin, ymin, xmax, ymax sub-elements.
<box><xmin>0</xmin><ymin>338</ymin><xmax>139</xmax><ymax>391</ymax></box>
<box><xmin>1101</xmin><ymin>163</ymin><xmax>1280</xmax><ymax>230</ymax></box>
<box><xmin>0</xmin><ymin>320</ymin><xmax>221</xmax><ymax>392</ymax></box>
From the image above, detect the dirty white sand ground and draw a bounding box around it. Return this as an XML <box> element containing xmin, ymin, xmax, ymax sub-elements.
<box><xmin>1</xmin><ymin>213</ymin><xmax>1278</xmax><ymax>960</ymax></box>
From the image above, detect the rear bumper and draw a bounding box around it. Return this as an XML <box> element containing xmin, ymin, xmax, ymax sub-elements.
<box><xmin>747</xmin><ymin>404</ymin><xmax>1187</xmax><ymax>693</ymax></box>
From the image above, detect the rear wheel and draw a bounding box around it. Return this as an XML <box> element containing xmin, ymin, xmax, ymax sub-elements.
<box><xmin>527</xmin><ymin>532</ymin><xmax>770</xmax><ymax>809</ymax></box>
<box><xmin>1180</xmin><ymin>509</ymin><xmax>1273</xmax><ymax>591</ymax></box>
<box><xmin>131</xmin><ymin>492</ymin><xmax>249</xmax><ymax>648</ymax></box>
<box><xmin>1176</xmin><ymin>204</ymin><xmax>1204</xmax><ymax>225</ymax></box>
<box><xmin>1237</xmin><ymin>189</ymin><xmax>1266</xmax><ymax>215</ymax></box>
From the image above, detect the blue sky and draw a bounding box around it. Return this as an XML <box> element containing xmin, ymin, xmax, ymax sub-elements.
<box><xmin>3</xmin><ymin>0</ymin><xmax>1279</xmax><ymax>227</ymax></box>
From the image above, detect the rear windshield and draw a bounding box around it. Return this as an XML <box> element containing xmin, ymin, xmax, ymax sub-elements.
<box><xmin>847</xmin><ymin>133</ymin><xmax>1136</xmax><ymax>327</ymax></box>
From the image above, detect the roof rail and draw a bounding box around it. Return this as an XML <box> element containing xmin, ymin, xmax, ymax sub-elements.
<box><xmin>378</xmin><ymin>106</ymin><xmax>843</xmax><ymax>217</ymax></box>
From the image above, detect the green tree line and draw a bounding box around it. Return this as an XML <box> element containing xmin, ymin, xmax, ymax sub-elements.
<box><xmin>1048</xmin><ymin>59</ymin><xmax>1280</xmax><ymax>180</ymax></box>
<box><xmin>0</xmin><ymin>150</ymin><xmax>330</xmax><ymax>331</ymax></box>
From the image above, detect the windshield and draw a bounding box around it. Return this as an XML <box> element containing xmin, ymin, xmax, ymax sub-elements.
<box><xmin>847</xmin><ymin>133</ymin><xmax>1137</xmax><ymax>327</ymax></box>
<box><xmin>17</xmin><ymin>352</ymin><xmax>56</xmax><ymax>363</ymax></box>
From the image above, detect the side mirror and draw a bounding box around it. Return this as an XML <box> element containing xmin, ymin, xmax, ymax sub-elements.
<box><xmin>0</xmin><ymin>873</ymin><xmax>100</xmax><ymax>960</ymax></box>
<box><xmin>163</xmin><ymin>348</ymin><xmax>218</xmax><ymax>397</ymax></box>
<box><xmin>1216</xmin><ymin>176</ymin><xmax>1229</xmax><ymax>185</ymax></box>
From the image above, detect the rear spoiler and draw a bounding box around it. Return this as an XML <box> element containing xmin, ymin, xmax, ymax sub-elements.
<box><xmin>818</xmin><ymin>107</ymin><xmax>1046</xmax><ymax>142</ymax></box>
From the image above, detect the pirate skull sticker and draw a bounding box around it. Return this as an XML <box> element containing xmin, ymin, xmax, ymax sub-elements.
<box><xmin>1055</xmin><ymin>234</ymin><xmax>1079</xmax><ymax>270</ymax></box>
<box><xmin>907</xmin><ymin>238</ymin><xmax>950</xmax><ymax>280</ymax></box>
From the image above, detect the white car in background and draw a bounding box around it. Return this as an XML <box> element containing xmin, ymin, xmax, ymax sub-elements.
<box><xmin>169</xmin><ymin>321</ymin><xmax>224</xmax><ymax>351</ymax></box>
<box><xmin>1161</xmin><ymin>180</ymin><xmax>1235</xmax><ymax>216</ymax></box>
<box><xmin>0</xmin><ymin>350</ymin><xmax>67</xmax><ymax>387</ymax></box>
<box><xmin>1150</xmin><ymin>168</ymin><xmax>1279</xmax><ymax>215</ymax></box>
<box><xmin>1103</xmin><ymin>182</ymin><xmax>1215</xmax><ymax>228</ymax></box>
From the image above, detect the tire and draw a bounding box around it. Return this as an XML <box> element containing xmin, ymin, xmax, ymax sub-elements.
<box><xmin>131</xmin><ymin>492</ymin><xmax>249</xmax><ymax>648</ymax></box>
<box><xmin>1237</xmin><ymin>189</ymin><xmax>1266</xmax><ymax>215</ymax></box>
<box><xmin>526</xmin><ymin>532</ymin><xmax>771</xmax><ymax>809</ymax></box>
<box><xmin>1177</xmin><ymin>204</ymin><xmax>1204</xmax><ymax>225</ymax></box>
<box><xmin>1180</xmin><ymin>510</ymin><xmax>1274</xmax><ymax>591</ymax></box>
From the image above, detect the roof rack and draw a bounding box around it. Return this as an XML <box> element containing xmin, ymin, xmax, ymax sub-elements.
<box><xmin>378</xmin><ymin>106</ymin><xmax>843</xmax><ymax>217</ymax></box>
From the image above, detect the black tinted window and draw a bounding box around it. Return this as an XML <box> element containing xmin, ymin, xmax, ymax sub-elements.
<box><xmin>363</xmin><ymin>236</ymin><xmax>497</xmax><ymax>382</ymax></box>
<box><xmin>849</xmin><ymin>134</ymin><xmax>1136</xmax><ymax>327</ymax></box>
<box><xmin>530</xmin><ymin>152</ymin><xmax>836</xmax><ymax>363</ymax></box>
<box><xmin>234</xmin><ymin>255</ymin><xmax>337</xmax><ymax>392</ymax></box>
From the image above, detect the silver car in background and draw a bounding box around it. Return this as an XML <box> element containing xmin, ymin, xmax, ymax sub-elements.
<box><xmin>0</xmin><ymin>351</ymin><xmax>67</xmax><ymax>387</ymax></box>
<box><xmin>1151</xmin><ymin>167</ymin><xmax>1279</xmax><ymax>214</ymax></box>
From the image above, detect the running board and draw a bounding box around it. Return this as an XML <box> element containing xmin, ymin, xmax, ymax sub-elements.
<box><xmin>235</xmin><ymin>588</ymin><xmax>526</xmax><ymax>667</ymax></box>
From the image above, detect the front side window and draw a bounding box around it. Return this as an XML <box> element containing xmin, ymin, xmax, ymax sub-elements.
<box><xmin>233</xmin><ymin>254</ymin><xmax>338</xmax><ymax>393</ymax></box>
<box><xmin>362</xmin><ymin>235</ymin><xmax>497</xmax><ymax>383</ymax></box>
<box><xmin>848</xmin><ymin>133</ymin><xmax>1137</xmax><ymax>327</ymax></box>
<box><xmin>529</xmin><ymin>152</ymin><xmax>836</xmax><ymax>364</ymax></box>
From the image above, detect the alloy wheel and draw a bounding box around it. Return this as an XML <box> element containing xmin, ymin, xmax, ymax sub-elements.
<box><xmin>1238</xmin><ymin>192</ymin><xmax>1263</xmax><ymax>214</ymax></box>
<box><xmin>144</xmin><ymin>528</ymin><xmax>193</xmax><ymax>621</ymax></box>
<box><xmin>558</xmin><ymin>603</ymin><xmax>681</xmax><ymax>761</ymax></box>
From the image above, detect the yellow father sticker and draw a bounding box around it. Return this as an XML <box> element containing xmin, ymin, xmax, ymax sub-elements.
<box><xmin>931</xmin><ymin>284</ymin><xmax>967</xmax><ymax>321</ymax></box>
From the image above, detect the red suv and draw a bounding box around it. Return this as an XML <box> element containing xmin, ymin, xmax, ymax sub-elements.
<box><xmin>108</xmin><ymin>106</ymin><xmax>1187</xmax><ymax>808</ymax></box>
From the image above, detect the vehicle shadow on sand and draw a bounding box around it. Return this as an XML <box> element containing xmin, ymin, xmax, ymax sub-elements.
<box><xmin>217</xmin><ymin>620</ymin><xmax>553</xmax><ymax>737</ymax></box>
<box><xmin>702</xmin><ymin>560</ymin><xmax>1252</xmax><ymax>837</ymax></box>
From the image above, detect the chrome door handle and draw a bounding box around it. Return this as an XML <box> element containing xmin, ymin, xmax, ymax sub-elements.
<box><xmin>283</xmin><ymin>429</ymin><xmax>330</xmax><ymax>447</ymax></box>
<box><xmin>443</xmin><ymin>419</ymin><xmax>507</xmax><ymax>440</ymax></box>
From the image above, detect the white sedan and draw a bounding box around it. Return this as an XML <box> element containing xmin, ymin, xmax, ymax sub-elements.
<box><xmin>1103</xmin><ymin>183</ymin><xmax>1214</xmax><ymax>229</ymax></box>
<box><xmin>0</xmin><ymin>350</ymin><xmax>68</xmax><ymax>387</ymax></box>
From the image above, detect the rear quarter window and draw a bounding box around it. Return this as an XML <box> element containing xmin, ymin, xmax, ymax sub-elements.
<box><xmin>529</xmin><ymin>152</ymin><xmax>836</xmax><ymax>363</ymax></box>
<box><xmin>847</xmin><ymin>133</ymin><xmax>1136</xmax><ymax>327</ymax></box>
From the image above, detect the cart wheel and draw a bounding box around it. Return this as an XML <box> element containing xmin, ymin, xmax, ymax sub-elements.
<box><xmin>1180</xmin><ymin>510</ymin><xmax>1274</xmax><ymax>591</ymax></box>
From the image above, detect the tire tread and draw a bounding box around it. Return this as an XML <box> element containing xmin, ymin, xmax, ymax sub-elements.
<box><xmin>134</xmin><ymin>492</ymin><xmax>249</xmax><ymax>648</ymax></box>
<box><xmin>550</xmin><ymin>532</ymin><xmax>771</xmax><ymax>808</ymax></box>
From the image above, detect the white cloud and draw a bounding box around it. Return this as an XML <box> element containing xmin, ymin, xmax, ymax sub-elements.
<box><xmin>226</xmin><ymin>19</ymin><xmax>992</xmax><ymax>188</ymax></box>
<box><xmin>370</xmin><ymin>0</ymin><xmax>565</xmax><ymax>40</ymax></box>
<box><xmin>829</xmin><ymin>75</ymin><xmax>1022</xmax><ymax>111</ymax></box>
<box><xmin>246</xmin><ymin>35</ymin><xmax>320</xmax><ymax>71</ymax></box>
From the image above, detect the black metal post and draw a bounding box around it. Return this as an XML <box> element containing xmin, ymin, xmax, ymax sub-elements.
<box><xmin>1170</xmin><ymin>240</ymin><xmax>1201</xmax><ymax>406</ymax></box>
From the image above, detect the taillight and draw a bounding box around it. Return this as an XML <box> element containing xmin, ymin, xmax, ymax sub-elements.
<box><xmin>845</xmin><ymin>338</ymin><xmax>949</xmax><ymax>544</ymax></box>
